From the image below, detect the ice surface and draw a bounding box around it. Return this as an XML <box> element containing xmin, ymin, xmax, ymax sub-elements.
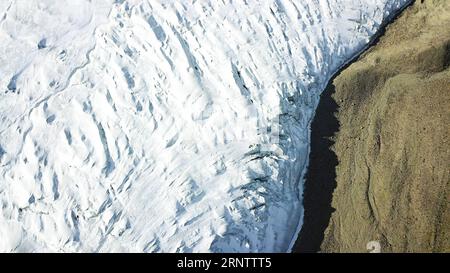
<box><xmin>0</xmin><ymin>0</ymin><xmax>409</xmax><ymax>252</ymax></box>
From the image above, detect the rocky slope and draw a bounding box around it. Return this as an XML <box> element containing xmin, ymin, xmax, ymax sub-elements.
<box><xmin>321</xmin><ymin>0</ymin><xmax>450</xmax><ymax>252</ymax></box>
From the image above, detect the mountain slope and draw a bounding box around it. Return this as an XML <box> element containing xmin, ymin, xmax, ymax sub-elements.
<box><xmin>321</xmin><ymin>0</ymin><xmax>450</xmax><ymax>252</ymax></box>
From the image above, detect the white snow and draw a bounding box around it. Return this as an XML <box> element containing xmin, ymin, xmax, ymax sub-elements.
<box><xmin>0</xmin><ymin>0</ymin><xmax>410</xmax><ymax>252</ymax></box>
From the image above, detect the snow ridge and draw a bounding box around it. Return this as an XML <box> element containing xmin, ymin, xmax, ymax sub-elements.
<box><xmin>0</xmin><ymin>0</ymin><xmax>409</xmax><ymax>252</ymax></box>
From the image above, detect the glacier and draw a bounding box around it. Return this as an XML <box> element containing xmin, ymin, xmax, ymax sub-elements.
<box><xmin>0</xmin><ymin>0</ymin><xmax>410</xmax><ymax>252</ymax></box>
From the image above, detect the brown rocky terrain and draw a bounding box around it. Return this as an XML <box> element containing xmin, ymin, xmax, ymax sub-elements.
<box><xmin>319</xmin><ymin>0</ymin><xmax>450</xmax><ymax>252</ymax></box>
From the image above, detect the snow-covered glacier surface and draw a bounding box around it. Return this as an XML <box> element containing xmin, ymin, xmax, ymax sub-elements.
<box><xmin>0</xmin><ymin>0</ymin><xmax>409</xmax><ymax>252</ymax></box>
